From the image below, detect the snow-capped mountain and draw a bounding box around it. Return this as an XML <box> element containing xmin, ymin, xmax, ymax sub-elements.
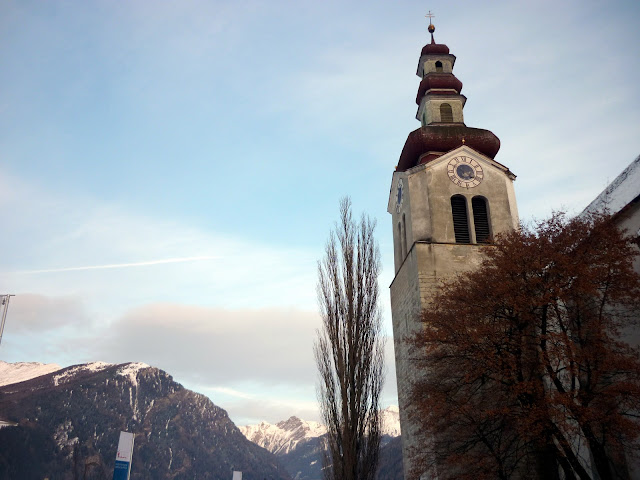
<box><xmin>241</xmin><ymin>416</ymin><xmax>325</xmax><ymax>480</ymax></box>
<box><xmin>380</xmin><ymin>405</ymin><xmax>401</xmax><ymax>438</ymax></box>
<box><xmin>240</xmin><ymin>416</ymin><xmax>326</xmax><ymax>456</ymax></box>
<box><xmin>240</xmin><ymin>405</ymin><xmax>401</xmax><ymax>454</ymax></box>
<box><xmin>240</xmin><ymin>406</ymin><xmax>402</xmax><ymax>480</ymax></box>
<box><xmin>0</xmin><ymin>361</ymin><xmax>290</xmax><ymax>480</ymax></box>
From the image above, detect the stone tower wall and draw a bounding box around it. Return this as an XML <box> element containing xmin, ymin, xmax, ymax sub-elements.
<box><xmin>390</xmin><ymin>242</ymin><xmax>487</xmax><ymax>479</ymax></box>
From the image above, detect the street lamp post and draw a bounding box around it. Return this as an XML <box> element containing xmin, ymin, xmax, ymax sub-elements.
<box><xmin>0</xmin><ymin>294</ymin><xmax>15</xmax><ymax>347</ymax></box>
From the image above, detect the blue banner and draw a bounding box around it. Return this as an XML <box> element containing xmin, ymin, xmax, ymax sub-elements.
<box><xmin>113</xmin><ymin>460</ymin><xmax>130</xmax><ymax>480</ymax></box>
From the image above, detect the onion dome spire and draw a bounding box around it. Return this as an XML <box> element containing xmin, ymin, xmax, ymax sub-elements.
<box><xmin>395</xmin><ymin>19</ymin><xmax>501</xmax><ymax>172</ymax></box>
<box><xmin>421</xmin><ymin>13</ymin><xmax>450</xmax><ymax>56</ymax></box>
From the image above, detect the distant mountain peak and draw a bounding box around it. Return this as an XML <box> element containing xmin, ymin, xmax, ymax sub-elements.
<box><xmin>240</xmin><ymin>407</ymin><xmax>402</xmax><ymax>480</ymax></box>
<box><xmin>277</xmin><ymin>416</ymin><xmax>303</xmax><ymax>429</ymax></box>
<box><xmin>240</xmin><ymin>406</ymin><xmax>400</xmax><ymax>459</ymax></box>
<box><xmin>240</xmin><ymin>416</ymin><xmax>327</xmax><ymax>457</ymax></box>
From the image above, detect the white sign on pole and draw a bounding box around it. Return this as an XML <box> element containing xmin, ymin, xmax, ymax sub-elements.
<box><xmin>232</xmin><ymin>471</ymin><xmax>242</xmax><ymax>480</ymax></box>
<box><xmin>113</xmin><ymin>431</ymin><xmax>135</xmax><ymax>480</ymax></box>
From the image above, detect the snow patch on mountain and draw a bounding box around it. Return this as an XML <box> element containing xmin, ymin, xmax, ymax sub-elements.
<box><xmin>117</xmin><ymin>362</ymin><xmax>150</xmax><ymax>387</ymax></box>
<box><xmin>116</xmin><ymin>362</ymin><xmax>150</xmax><ymax>421</ymax></box>
<box><xmin>0</xmin><ymin>361</ymin><xmax>62</xmax><ymax>387</ymax></box>
<box><xmin>1</xmin><ymin>360</ymin><xmax>152</xmax><ymax>390</ymax></box>
<box><xmin>52</xmin><ymin>361</ymin><xmax>112</xmax><ymax>386</ymax></box>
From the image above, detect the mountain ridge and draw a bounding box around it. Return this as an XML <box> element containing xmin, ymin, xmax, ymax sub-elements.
<box><xmin>0</xmin><ymin>360</ymin><xmax>290</xmax><ymax>479</ymax></box>
<box><xmin>0</xmin><ymin>361</ymin><xmax>403</xmax><ymax>479</ymax></box>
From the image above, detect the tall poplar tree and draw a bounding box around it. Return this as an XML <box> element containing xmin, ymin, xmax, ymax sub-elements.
<box><xmin>315</xmin><ymin>197</ymin><xmax>385</xmax><ymax>480</ymax></box>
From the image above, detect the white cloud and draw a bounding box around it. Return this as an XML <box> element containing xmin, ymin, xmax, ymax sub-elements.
<box><xmin>84</xmin><ymin>304</ymin><xmax>321</xmax><ymax>385</ymax></box>
<box><xmin>0</xmin><ymin>293</ymin><xmax>88</xmax><ymax>332</ymax></box>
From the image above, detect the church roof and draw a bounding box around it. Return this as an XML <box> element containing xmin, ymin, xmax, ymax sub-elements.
<box><xmin>396</xmin><ymin>125</ymin><xmax>501</xmax><ymax>172</ymax></box>
<box><xmin>582</xmin><ymin>154</ymin><xmax>640</xmax><ymax>218</ymax></box>
<box><xmin>416</xmin><ymin>73</ymin><xmax>463</xmax><ymax>104</ymax></box>
<box><xmin>421</xmin><ymin>41</ymin><xmax>450</xmax><ymax>55</ymax></box>
<box><xmin>421</xmin><ymin>24</ymin><xmax>450</xmax><ymax>55</ymax></box>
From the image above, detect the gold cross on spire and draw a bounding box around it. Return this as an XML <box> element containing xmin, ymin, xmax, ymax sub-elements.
<box><xmin>425</xmin><ymin>10</ymin><xmax>436</xmax><ymax>40</ymax></box>
<box><xmin>425</xmin><ymin>10</ymin><xmax>435</xmax><ymax>24</ymax></box>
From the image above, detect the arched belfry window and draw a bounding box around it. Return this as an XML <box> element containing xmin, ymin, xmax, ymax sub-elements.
<box><xmin>451</xmin><ymin>195</ymin><xmax>470</xmax><ymax>243</ymax></box>
<box><xmin>397</xmin><ymin>222</ymin><xmax>404</xmax><ymax>259</ymax></box>
<box><xmin>440</xmin><ymin>103</ymin><xmax>453</xmax><ymax>122</ymax></box>
<box><xmin>435</xmin><ymin>61</ymin><xmax>443</xmax><ymax>72</ymax></box>
<box><xmin>472</xmin><ymin>196</ymin><xmax>491</xmax><ymax>244</ymax></box>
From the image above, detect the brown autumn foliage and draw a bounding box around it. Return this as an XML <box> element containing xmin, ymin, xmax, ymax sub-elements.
<box><xmin>409</xmin><ymin>212</ymin><xmax>640</xmax><ymax>480</ymax></box>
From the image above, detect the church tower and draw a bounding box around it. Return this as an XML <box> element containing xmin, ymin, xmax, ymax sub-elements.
<box><xmin>388</xmin><ymin>20</ymin><xmax>519</xmax><ymax>479</ymax></box>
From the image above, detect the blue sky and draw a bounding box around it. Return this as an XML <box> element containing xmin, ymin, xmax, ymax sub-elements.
<box><xmin>1</xmin><ymin>0</ymin><xmax>639</xmax><ymax>425</ymax></box>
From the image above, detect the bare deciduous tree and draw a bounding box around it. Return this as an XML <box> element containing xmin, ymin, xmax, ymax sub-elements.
<box><xmin>315</xmin><ymin>197</ymin><xmax>385</xmax><ymax>480</ymax></box>
<box><xmin>410</xmin><ymin>212</ymin><xmax>640</xmax><ymax>480</ymax></box>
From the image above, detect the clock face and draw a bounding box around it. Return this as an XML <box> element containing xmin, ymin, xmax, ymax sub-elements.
<box><xmin>447</xmin><ymin>156</ymin><xmax>484</xmax><ymax>188</ymax></box>
<box><xmin>395</xmin><ymin>179</ymin><xmax>404</xmax><ymax>213</ymax></box>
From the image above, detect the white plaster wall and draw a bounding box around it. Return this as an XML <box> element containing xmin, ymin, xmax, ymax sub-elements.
<box><xmin>394</xmin><ymin>147</ymin><xmax>518</xmax><ymax>247</ymax></box>
<box><xmin>417</xmin><ymin>95</ymin><xmax>465</xmax><ymax>124</ymax></box>
<box><xmin>417</xmin><ymin>54</ymin><xmax>456</xmax><ymax>77</ymax></box>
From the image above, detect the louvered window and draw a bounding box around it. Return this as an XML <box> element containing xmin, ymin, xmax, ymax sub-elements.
<box><xmin>472</xmin><ymin>197</ymin><xmax>491</xmax><ymax>244</ymax></box>
<box><xmin>435</xmin><ymin>61</ymin><xmax>443</xmax><ymax>72</ymax></box>
<box><xmin>451</xmin><ymin>195</ymin><xmax>470</xmax><ymax>243</ymax></box>
<box><xmin>440</xmin><ymin>103</ymin><xmax>453</xmax><ymax>122</ymax></box>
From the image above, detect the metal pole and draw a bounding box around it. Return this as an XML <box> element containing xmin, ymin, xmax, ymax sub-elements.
<box><xmin>0</xmin><ymin>294</ymin><xmax>15</xmax><ymax>347</ymax></box>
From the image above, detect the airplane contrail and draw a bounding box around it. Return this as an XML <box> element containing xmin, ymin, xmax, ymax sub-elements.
<box><xmin>13</xmin><ymin>256</ymin><xmax>219</xmax><ymax>274</ymax></box>
<box><xmin>206</xmin><ymin>387</ymin><xmax>255</xmax><ymax>400</ymax></box>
